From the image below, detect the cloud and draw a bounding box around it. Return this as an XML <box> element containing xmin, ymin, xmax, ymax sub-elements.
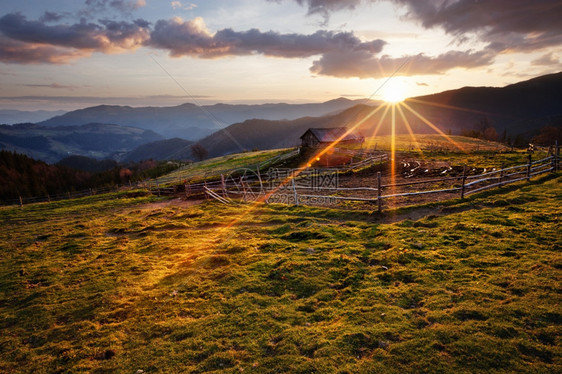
<box><xmin>85</xmin><ymin>0</ymin><xmax>147</xmax><ymax>14</ymax></box>
<box><xmin>38</xmin><ymin>11</ymin><xmax>67</xmax><ymax>23</ymax></box>
<box><xmin>0</xmin><ymin>13</ymin><xmax>150</xmax><ymax>63</ymax></box>
<box><xmin>22</xmin><ymin>83</ymin><xmax>76</xmax><ymax>89</ymax></box>
<box><xmin>148</xmin><ymin>16</ymin><xmax>385</xmax><ymax>58</ymax></box>
<box><xmin>416</xmin><ymin>81</ymin><xmax>428</xmax><ymax>86</ymax></box>
<box><xmin>0</xmin><ymin>35</ymin><xmax>88</xmax><ymax>64</ymax></box>
<box><xmin>531</xmin><ymin>52</ymin><xmax>560</xmax><ymax>66</ymax></box>
<box><xmin>0</xmin><ymin>10</ymin><xmax>515</xmax><ymax>79</ymax></box>
<box><xmin>279</xmin><ymin>0</ymin><xmax>562</xmax><ymax>53</ymax></box>
<box><xmin>391</xmin><ymin>0</ymin><xmax>562</xmax><ymax>53</ymax></box>
<box><xmin>270</xmin><ymin>0</ymin><xmax>361</xmax><ymax>22</ymax></box>
<box><xmin>171</xmin><ymin>1</ymin><xmax>197</xmax><ymax>11</ymax></box>
<box><xmin>310</xmin><ymin>49</ymin><xmax>495</xmax><ymax>78</ymax></box>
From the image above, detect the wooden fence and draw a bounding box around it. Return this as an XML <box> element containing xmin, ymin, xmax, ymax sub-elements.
<box><xmin>201</xmin><ymin>153</ymin><xmax>559</xmax><ymax>211</ymax></box>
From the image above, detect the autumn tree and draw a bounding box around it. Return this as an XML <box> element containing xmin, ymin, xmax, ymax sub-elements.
<box><xmin>191</xmin><ymin>143</ymin><xmax>209</xmax><ymax>161</ymax></box>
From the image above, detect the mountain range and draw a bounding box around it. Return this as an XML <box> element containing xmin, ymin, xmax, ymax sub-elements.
<box><xmin>196</xmin><ymin>72</ymin><xmax>562</xmax><ymax>156</ymax></box>
<box><xmin>0</xmin><ymin>109</ymin><xmax>66</xmax><ymax>125</ymax></box>
<box><xmin>0</xmin><ymin>123</ymin><xmax>162</xmax><ymax>164</ymax></box>
<box><xmin>37</xmin><ymin>98</ymin><xmax>371</xmax><ymax>140</ymax></box>
<box><xmin>0</xmin><ymin>72</ymin><xmax>560</xmax><ymax>164</ymax></box>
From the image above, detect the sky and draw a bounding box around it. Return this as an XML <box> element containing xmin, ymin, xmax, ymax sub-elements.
<box><xmin>0</xmin><ymin>0</ymin><xmax>561</xmax><ymax>111</ymax></box>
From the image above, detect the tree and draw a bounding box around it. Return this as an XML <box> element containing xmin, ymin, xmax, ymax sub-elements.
<box><xmin>483</xmin><ymin>127</ymin><xmax>498</xmax><ymax>141</ymax></box>
<box><xmin>191</xmin><ymin>143</ymin><xmax>209</xmax><ymax>161</ymax></box>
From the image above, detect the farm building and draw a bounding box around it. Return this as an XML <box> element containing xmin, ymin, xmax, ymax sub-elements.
<box><xmin>299</xmin><ymin>128</ymin><xmax>365</xmax><ymax>167</ymax></box>
<box><xmin>300</xmin><ymin>127</ymin><xmax>364</xmax><ymax>148</ymax></box>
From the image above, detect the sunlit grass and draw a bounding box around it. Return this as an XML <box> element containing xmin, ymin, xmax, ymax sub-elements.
<box><xmin>0</xmin><ymin>173</ymin><xmax>560</xmax><ymax>373</ymax></box>
<box><xmin>163</xmin><ymin>148</ymin><xmax>292</xmax><ymax>183</ymax></box>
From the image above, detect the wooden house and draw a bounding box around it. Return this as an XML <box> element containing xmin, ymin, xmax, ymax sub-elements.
<box><xmin>300</xmin><ymin>127</ymin><xmax>364</xmax><ymax>148</ymax></box>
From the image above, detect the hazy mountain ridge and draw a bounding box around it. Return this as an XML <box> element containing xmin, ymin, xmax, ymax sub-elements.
<box><xmin>38</xmin><ymin>98</ymin><xmax>371</xmax><ymax>140</ymax></box>
<box><xmin>199</xmin><ymin>105</ymin><xmax>377</xmax><ymax>157</ymax></box>
<box><xmin>0</xmin><ymin>109</ymin><xmax>67</xmax><ymax>125</ymax></box>
<box><xmin>0</xmin><ymin>123</ymin><xmax>163</xmax><ymax>163</ymax></box>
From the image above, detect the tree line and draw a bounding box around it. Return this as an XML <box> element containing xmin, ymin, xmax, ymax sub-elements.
<box><xmin>0</xmin><ymin>150</ymin><xmax>182</xmax><ymax>203</ymax></box>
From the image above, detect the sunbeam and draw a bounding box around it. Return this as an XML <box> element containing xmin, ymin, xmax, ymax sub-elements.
<box><xmin>401</xmin><ymin>101</ymin><xmax>466</xmax><ymax>152</ymax></box>
<box><xmin>397</xmin><ymin>103</ymin><xmax>423</xmax><ymax>155</ymax></box>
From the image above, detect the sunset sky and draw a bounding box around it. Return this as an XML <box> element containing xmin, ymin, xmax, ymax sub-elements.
<box><xmin>0</xmin><ymin>0</ymin><xmax>561</xmax><ymax>110</ymax></box>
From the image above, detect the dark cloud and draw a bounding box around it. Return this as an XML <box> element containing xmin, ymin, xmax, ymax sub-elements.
<box><xmin>390</xmin><ymin>0</ymin><xmax>562</xmax><ymax>53</ymax></box>
<box><xmin>0</xmin><ymin>13</ymin><xmax>150</xmax><ymax>62</ymax></box>
<box><xmin>0</xmin><ymin>35</ymin><xmax>86</xmax><ymax>64</ymax></box>
<box><xmin>39</xmin><ymin>11</ymin><xmax>67</xmax><ymax>23</ymax></box>
<box><xmin>148</xmin><ymin>17</ymin><xmax>385</xmax><ymax>58</ymax></box>
<box><xmin>268</xmin><ymin>0</ymin><xmax>360</xmax><ymax>24</ymax></box>
<box><xmin>310</xmin><ymin>49</ymin><xmax>495</xmax><ymax>78</ymax></box>
<box><xmin>280</xmin><ymin>0</ymin><xmax>562</xmax><ymax>52</ymax></box>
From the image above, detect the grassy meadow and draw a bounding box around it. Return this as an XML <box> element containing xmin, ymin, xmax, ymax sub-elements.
<box><xmin>0</xmin><ymin>172</ymin><xmax>560</xmax><ymax>372</ymax></box>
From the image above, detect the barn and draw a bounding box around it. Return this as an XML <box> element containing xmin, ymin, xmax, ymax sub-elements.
<box><xmin>300</xmin><ymin>127</ymin><xmax>364</xmax><ymax>148</ymax></box>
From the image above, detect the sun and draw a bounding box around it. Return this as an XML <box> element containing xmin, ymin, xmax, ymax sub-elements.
<box><xmin>381</xmin><ymin>80</ymin><xmax>407</xmax><ymax>103</ymax></box>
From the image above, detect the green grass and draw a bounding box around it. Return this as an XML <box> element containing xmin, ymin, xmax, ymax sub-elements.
<box><xmin>161</xmin><ymin>148</ymin><xmax>293</xmax><ymax>184</ymax></box>
<box><xmin>0</xmin><ymin>175</ymin><xmax>560</xmax><ymax>373</ymax></box>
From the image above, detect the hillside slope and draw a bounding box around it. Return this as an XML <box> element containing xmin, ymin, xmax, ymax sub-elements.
<box><xmin>405</xmin><ymin>71</ymin><xmax>562</xmax><ymax>134</ymax></box>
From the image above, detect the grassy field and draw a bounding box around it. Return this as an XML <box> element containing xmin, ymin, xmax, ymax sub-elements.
<box><xmin>363</xmin><ymin>134</ymin><xmax>510</xmax><ymax>152</ymax></box>
<box><xmin>161</xmin><ymin>149</ymin><xmax>293</xmax><ymax>184</ymax></box>
<box><xmin>0</xmin><ymin>173</ymin><xmax>560</xmax><ymax>373</ymax></box>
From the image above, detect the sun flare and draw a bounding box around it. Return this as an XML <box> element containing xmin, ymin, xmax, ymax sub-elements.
<box><xmin>381</xmin><ymin>80</ymin><xmax>407</xmax><ymax>103</ymax></box>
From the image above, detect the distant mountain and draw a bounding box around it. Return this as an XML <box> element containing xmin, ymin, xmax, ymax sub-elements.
<box><xmin>121</xmin><ymin>138</ymin><xmax>194</xmax><ymax>162</ymax></box>
<box><xmin>0</xmin><ymin>109</ymin><xmax>66</xmax><ymax>125</ymax></box>
<box><xmin>0</xmin><ymin>123</ymin><xmax>163</xmax><ymax>163</ymax></box>
<box><xmin>199</xmin><ymin>105</ymin><xmax>378</xmax><ymax>157</ymax></box>
<box><xmin>197</xmin><ymin>72</ymin><xmax>562</xmax><ymax>157</ymax></box>
<box><xmin>38</xmin><ymin>98</ymin><xmax>372</xmax><ymax>140</ymax></box>
<box><xmin>404</xmin><ymin>71</ymin><xmax>562</xmax><ymax>135</ymax></box>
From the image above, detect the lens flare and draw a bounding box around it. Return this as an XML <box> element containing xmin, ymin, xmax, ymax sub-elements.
<box><xmin>381</xmin><ymin>80</ymin><xmax>407</xmax><ymax>103</ymax></box>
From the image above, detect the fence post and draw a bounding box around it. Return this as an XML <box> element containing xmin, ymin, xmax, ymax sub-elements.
<box><xmin>460</xmin><ymin>166</ymin><xmax>467</xmax><ymax>199</ymax></box>
<box><xmin>499</xmin><ymin>162</ymin><xmax>504</xmax><ymax>185</ymax></box>
<box><xmin>221</xmin><ymin>174</ymin><xmax>226</xmax><ymax>197</ymax></box>
<box><xmin>526</xmin><ymin>154</ymin><xmax>532</xmax><ymax>181</ymax></box>
<box><xmin>291</xmin><ymin>177</ymin><xmax>299</xmax><ymax>206</ymax></box>
<box><xmin>19</xmin><ymin>195</ymin><xmax>23</xmax><ymax>208</ymax></box>
<box><xmin>554</xmin><ymin>140</ymin><xmax>560</xmax><ymax>171</ymax></box>
<box><xmin>376</xmin><ymin>171</ymin><xmax>382</xmax><ymax>212</ymax></box>
<box><xmin>156</xmin><ymin>180</ymin><xmax>161</xmax><ymax>196</ymax></box>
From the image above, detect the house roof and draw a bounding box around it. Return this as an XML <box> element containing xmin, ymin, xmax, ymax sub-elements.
<box><xmin>301</xmin><ymin>127</ymin><xmax>363</xmax><ymax>143</ymax></box>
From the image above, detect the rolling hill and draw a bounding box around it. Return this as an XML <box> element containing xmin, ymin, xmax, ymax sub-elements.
<box><xmin>0</xmin><ymin>123</ymin><xmax>163</xmax><ymax>163</ymax></box>
<box><xmin>121</xmin><ymin>138</ymin><xmax>194</xmax><ymax>162</ymax></box>
<box><xmin>38</xmin><ymin>98</ymin><xmax>372</xmax><ymax>140</ymax></box>
<box><xmin>404</xmin><ymin>71</ymin><xmax>562</xmax><ymax>135</ymax></box>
